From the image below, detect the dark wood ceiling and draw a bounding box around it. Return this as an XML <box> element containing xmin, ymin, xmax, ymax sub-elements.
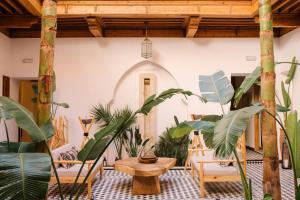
<box><xmin>0</xmin><ymin>0</ymin><xmax>300</xmax><ymax>38</ymax></box>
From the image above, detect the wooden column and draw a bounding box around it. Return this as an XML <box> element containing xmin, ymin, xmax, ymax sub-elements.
<box><xmin>37</xmin><ymin>0</ymin><xmax>57</xmax><ymax>125</ymax></box>
<box><xmin>259</xmin><ymin>0</ymin><xmax>281</xmax><ymax>199</ymax></box>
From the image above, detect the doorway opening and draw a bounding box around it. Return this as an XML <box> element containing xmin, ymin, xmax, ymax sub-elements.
<box><xmin>231</xmin><ymin>75</ymin><xmax>261</xmax><ymax>152</ymax></box>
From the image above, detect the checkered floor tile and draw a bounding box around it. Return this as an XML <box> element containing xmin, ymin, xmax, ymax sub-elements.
<box><xmin>48</xmin><ymin>162</ymin><xmax>294</xmax><ymax>200</ymax></box>
<box><xmin>246</xmin><ymin>149</ymin><xmax>263</xmax><ymax>161</ymax></box>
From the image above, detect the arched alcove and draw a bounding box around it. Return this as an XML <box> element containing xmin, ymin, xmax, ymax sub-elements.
<box><xmin>109</xmin><ymin>60</ymin><xmax>188</xmax><ymax>134</ymax></box>
<box><xmin>109</xmin><ymin>60</ymin><xmax>186</xmax><ymax>105</ymax></box>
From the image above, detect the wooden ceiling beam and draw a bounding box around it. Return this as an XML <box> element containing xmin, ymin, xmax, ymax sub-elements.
<box><xmin>272</xmin><ymin>0</ymin><xmax>291</xmax><ymax>12</ymax></box>
<box><xmin>5</xmin><ymin>0</ymin><xmax>24</xmax><ymax>14</ymax></box>
<box><xmin>251</xmin><ymin>0</ymin><xmax>279</xmax><ymax>16</ymax></box>
<box><xmin>0</xmin><ymin>1</ymin><xmax>14</xmax><ymax>14</ymax></box>
<box><xmin>186</xmin><ymin>16</ymin><xmax>201</xmax><ymax>38</ymax></box>
<box><xmin>86</xmin><ymin>17</ymin><xmax>103</xmax><ymax>37</ymax></box>
<box><xmin>18</xmin><ymin>0</ymin><xmax>41</xmax><ymax>16</ymax></box>
<box><xmin>254</xmin><ymin>15</ymin><xmax>300</xmax><ymax>27</ymax></box>
<box><xmin>290</xmin><ymin>3</ymin><xmax>300</xmax><ymax>12</ymax></box>
<box><xmin>57</xmin><ymin>1</ymin><xmax>254</xmax><ymax>18</ymax></box>
<box><xmin>280</xmin><ymin>0</ymin><xmax>300</xmax><ymax>13</ymax></box>
<box><xmin>0</xmin><ymin>16</ymin><xmax>38</xmax><ymax>28</ymax></box>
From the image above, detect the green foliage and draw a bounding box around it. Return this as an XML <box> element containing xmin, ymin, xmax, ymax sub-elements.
<box><xmin>263</xmin><ymin>194</ymin><xmax>273</xmax><ymax>200</ymax></box>
<box><xmin>281</xmin><ymin>81</ymin><xmax>291</xmax><ymax>108</ymax></box>
<box><xmin>0</xmin><ymin>153</ymin><xmax>51</xmax><ymax>200</ymax></box>
<box><xmin>214</xmin><ymin>105</ymin><xmax>263</xmax><ymax>158</ymax></box>
<box><xmin>78</xmin><ymin>115</ymin><xmax>129</xmax><ymax>161</ymax></box>
<box><xmin>136</xmin><ymin>88</ymin><xmax>197</xmax><ymax>115</ymax></box>
<box><xmin>276</xmin><ymin>104</ymin><xmax>291</xmax><ymax>113</ymax></box>
<box><xmin>199</xmin><ymin>71</ymin><xmax>234</xmax><ymax>105</ymax></box>
<box><xmin>91</xmin><ymin>104</ymin><xmax>113</xmax><ymax>126</ymax></box>
<box><xmin>286</xmin><ymin>112</ymin><xmax>300</xmax><ymax>178</ymax></box>
<box><xmin>155</xmin><ymin>128</ymin><xmax>190</xmax><ymax>166</ymax></box>
<box><xmin>91</xmin><ymin>104</ymin><xmax>136</xmax><ymax>160</ymax></box>
<box><xmin>0</xmin><ymin>142</ymin><xmax>37</xmax><ymax>153</ymax></box>
<box><xmin>169</xmin><ymin>122</ymin><xmax>194</xmax><ymax>138</ymax></box>
<box><xmin>122</xmin><ymin>127</ymin><xmax>149</xmax><ymax>157</ymax></box>
<box><xmin>0</xmin><ymin>96</ymin><xmax>53</xmax><ymax>142</ymax></box>
<box><xmin>234</xmin><ymin>66</ymin><xmax>261</xmax><ymax>107</ymax></box>
<box><xmin>285</xmin><ymin>56</ymin><xmax>297</xmax><ymax>84</ymax></box>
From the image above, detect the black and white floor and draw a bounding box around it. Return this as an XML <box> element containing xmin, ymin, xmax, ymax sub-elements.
<box><xmin>48</xmin><ymin>158</ymin><xmax>294</xmax><ymax>200</ymax></box>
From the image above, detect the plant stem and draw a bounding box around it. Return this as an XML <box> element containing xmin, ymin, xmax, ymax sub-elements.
<box><xmin>45</xmin><ymin>141</ymin><xmax>64</xmax><ymax>200</ymax></box>
<box><xmin>69</xmin><ymin>161</ymin><xmax>86</xmax><ymax>199</ymax></box>
<box><xmin>3</xmin><ymin>120</ymin><xmax>10</xmax><ymax>149</ymax></box>
<box><xmin>276</xmin><ymin>62</ymin><xmax>300</xmax><ymax>66</ymax></box>
<box><xmin>233</xmin><ymin>149</ymin><xmax>252</xmax><ymax>200</ymax></box>
<box><xmin>74</xmin><ymin>119</ymin><xmax>133</xmax><ymax>199</ymax></box>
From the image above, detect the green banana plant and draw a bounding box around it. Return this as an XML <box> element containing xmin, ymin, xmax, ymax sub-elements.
<box><xmin>286</xmin><ymin>112</ymin><xmax>300</xmax><ymax>199</ymax></box>
<box><xmin>0</xmin><ymin>96</ymin><xmax>61</xmax><ymax>199</ymax></box>
<box><xmin>171</xmin><ymin>71</ymin><xmax>263</xmax><ymax>200</ymax></box>
<box><xmin>0</xmin><ymin>88</ymin><xmax>194</xmax><ymax>200</ymax></box>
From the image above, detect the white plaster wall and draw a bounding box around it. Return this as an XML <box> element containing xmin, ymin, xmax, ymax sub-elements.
<box><xmin>0</xmin><ymin>33</ymin><xmax>11</xmax><ymax>96</ymax></box>
<box><xmin>0</xmin><ymin>33</ymin><xmax>18</xmax><ymax>141</ymax></box>
<box><xmin>10</xmin><ymin>37</ymin><xmax>276</xmax><ymax>149</ymax></box>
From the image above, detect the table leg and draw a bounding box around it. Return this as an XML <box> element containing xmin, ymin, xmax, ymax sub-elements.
<box><xmin>132</xmin><ymin>176</ymin><xmax>160</xmax><ymax>195</ymax></box>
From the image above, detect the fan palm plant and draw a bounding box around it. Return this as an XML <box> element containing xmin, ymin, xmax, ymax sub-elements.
<box><xmin>171</xmin><ymin>70</ymin><xmax>264</xmax><ymax>200</ymax></box>
<box><xmin>90</xmin><ymin>104</ymin><xmax>136</xmax><ymax>160</ymax></box>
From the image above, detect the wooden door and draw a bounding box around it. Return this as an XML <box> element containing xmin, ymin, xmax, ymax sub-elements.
<box><xmin>2</xmin><ymin>76</ymin><xmax>10</xmax><ymax>97</ymax></box>
<box><xmin>19</xmin><ymin>80</ymin><xmax>38</xmax><ymax>142</ymax></box>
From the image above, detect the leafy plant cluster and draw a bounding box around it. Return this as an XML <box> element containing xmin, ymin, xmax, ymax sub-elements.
<box><xmin>155</xmin><ymin>116</ymin><xmax>190</xmax><ymax>166</ymax></box>
<box><xmin>0</xmin><ymin>88</ymin><xmax>194</xmax><ymax>200</ymax></box>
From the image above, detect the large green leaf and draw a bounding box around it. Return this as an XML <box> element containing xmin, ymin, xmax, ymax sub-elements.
<box><xmin>0</xmin><ymin>142</ymin><xmax>37</xmax><ymax>153</ymax></box>
<box><xmin>199</xmin><ymin>71</ymin><xmax>234</xmax><ymax>105</ymax></box>
<box><xmin>0</xmin><ymin>97</ymin><xmax>53</xmax><ymax>142</ymax></box>
<box><xmin>213</xmin><ymin>105</ymin><xmax>263</xmax><ymax>157</ymax></box>
<box><xmin>281</xmin><ymin>81</ymin><xmax>291</xmax><ymax>108</ymax></box>
<box><xmin>0</xmin><ymin>153</ymin><xmax>51</xmax><ymax>200</ymax></box>
<box><xmin>78</xmin><ymin>115</ymin><xmax>129</xmax><ymax>161</ymax></box>
<box><xmin>285</xmin><ymin>56</ymin><xmax>297</xmax><ymax>84</ymax></box>
<box><xmin>286</xmin><ymin>112</ymin><xmax>300</xmax><ymax>178</ymax></box>
<box><xmin>0</xmin><ymin>106</ymin><xmax>13</xmax><ymax>120</ymax></box>
<box><xmin>234</xmin><ymin>67</ymin><xmax>261</xmax><ymax>107</ymax></box>
<box><xmin>276</xmin><ymin>104</ymin><xmax>291</xmax><ymax>113</ymax></box>
<box><xmin>169</xmin><ymin>122</ymin><xmax>194</xmax><ymax>139</ymax></box>
<box><xmin>170</xmin><ymin>120</ymin><xmax>215</xmax><ymax>139</ymax></box>
<box><xmin>137</xmin><ymin>88</ymin><xmax>195</xmax><ymax>115</ymax></box>
<box><xmin>200</xmin><ymin>115</ymin><xmax>222</xmax><ymax>149</ymax></box>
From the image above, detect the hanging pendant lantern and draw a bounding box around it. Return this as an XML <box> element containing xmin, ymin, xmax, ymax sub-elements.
<box><xmin>141</xmin><ymin>23</ymin><xmax>152</xmax><ymax>59</ymax></box>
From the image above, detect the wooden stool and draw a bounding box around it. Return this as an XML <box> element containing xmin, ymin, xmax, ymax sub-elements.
<box><xmin>79</xmin><ymin>117</ymin><xmax>94</xmax><ymax>149</ymax></box>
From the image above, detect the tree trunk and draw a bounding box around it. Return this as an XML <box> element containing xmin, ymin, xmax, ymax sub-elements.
<box><xmin>259</xmin><ymin>0</ymin><xmax>281</xmax><ymax>199</ymax></box>
<box><xmin>37</xmin><ymin>0</ymin><xmax>57</xmax><ymax>126</ymax></box>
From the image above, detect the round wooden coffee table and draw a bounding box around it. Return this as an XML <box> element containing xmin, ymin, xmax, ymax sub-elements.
<box><xmin>115</xmin><ymin>157</ymin><xmax>176</xmax><ymax>195</ymax></box>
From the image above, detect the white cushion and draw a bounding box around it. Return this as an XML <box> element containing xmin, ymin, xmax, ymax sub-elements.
<box><xmin>52</xmin><ymin>144</ymin><xmax>76</xmax><ymax>168</ymax></box>
<box><xmin>191</xmin><ymin>155</ymin><xmax>239</xmax><ymax>176</ymax></box>
<box><xmin>53</xmin><ymin>157</ymin><xmax>103</xmax><ymax>177</ymax></box>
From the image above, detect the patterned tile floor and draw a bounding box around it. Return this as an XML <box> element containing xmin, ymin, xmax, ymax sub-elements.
<box><xmin>246</xmin><ymin>149</ymin><xmax>263</xmax><ymax>161</ymax></box>
<box><xmin>48</xmin><ymin>162</ymin><xmax>294</xmax><ymax>200</ymax></box>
